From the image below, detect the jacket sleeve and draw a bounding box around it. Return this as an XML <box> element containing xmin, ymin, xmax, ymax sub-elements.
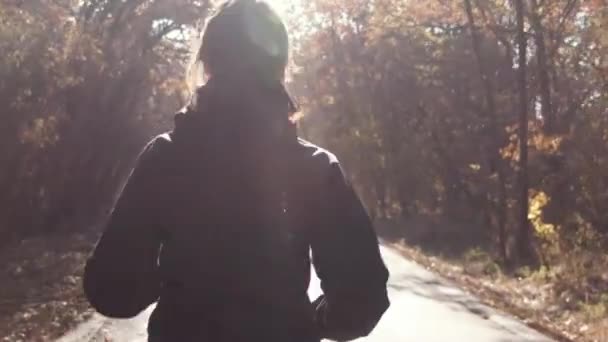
<box><xmin>311</xmin><ymin>161</ymin><xmax>390</xmax><ymax>341</ymax></box>
<box><xmin>83</xmin><ymin>138</ymin><xmax>167</xmax><ymax>318</ymax></box>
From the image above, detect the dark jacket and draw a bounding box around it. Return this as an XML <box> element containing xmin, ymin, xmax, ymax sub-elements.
<box><xmin>83</xmin><ymin>81</ymin><xmax>389</xmax><ymax>342</ymax></box>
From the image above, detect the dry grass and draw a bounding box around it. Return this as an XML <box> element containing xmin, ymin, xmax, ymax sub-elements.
<box><xmin>0</xmin><ymin>234</ymin><xmax>95</xmax><ymax>342</ymax></box>
<box><xmin>390</xmin><ymin>241</ymin><xmax>608</xmax><ymax>342</ymax></box>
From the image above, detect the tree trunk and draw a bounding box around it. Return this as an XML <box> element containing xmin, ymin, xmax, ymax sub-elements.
<box><xmin>463</xmin><ymin>0</ymin><xmax>509</xmax><ymax>265</ymax></box>
<box><xmin>530</xmin><ymin>0</ymin><xmax>554</xmax><ymax>133</ymax></box>
<box><xmin>514</xmin><ymin>0</ymin><xmax>536</xmax><ymax>265</ymax></box>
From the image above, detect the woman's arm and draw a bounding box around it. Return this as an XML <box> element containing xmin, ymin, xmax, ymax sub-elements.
<box><xmin>83</xmin><ymin>137</ymin><xmax>169</xmax><ymax>318</ymax></box>
<box><xmin>311</xmin><ymin>161</ymin><xmax>390</xmax><ymax>341</ymax></box>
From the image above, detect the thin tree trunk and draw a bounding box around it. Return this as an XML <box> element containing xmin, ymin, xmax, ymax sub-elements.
<box><xmin>463</xmin><ymin>0</ymin><xmax>508</xmax><ymax>265</ymax></box>
<box><xmin>530</xmin><ymin>0</ymin><xmax>554</xmax><ymax>132</ymax></box>
<box><xmin>514</xmin><ymin>0</ymin><xmax>535</xmax><ymax>264</ymax></box>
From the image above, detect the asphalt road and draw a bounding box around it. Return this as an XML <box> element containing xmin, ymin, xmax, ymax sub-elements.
<box><xmin>57</xmin><ymin>246</ymin><xmax>553</xmax><ymax>342</ymax></box>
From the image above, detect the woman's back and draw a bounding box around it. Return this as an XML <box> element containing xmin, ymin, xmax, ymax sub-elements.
<box><xmin>82</xmin><ymin>1</ymin><xmax>390</xmax><ymax>341</ymax></box>
<box><xmin>149</xmin><ymin>84</ymin><xmax>318</xmax><ymax>340</ymax></box>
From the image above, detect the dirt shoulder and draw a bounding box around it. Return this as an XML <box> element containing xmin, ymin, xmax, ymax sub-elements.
<box><xmin>389</xmin><ymin>241</ymin><xmax>608</xmax><ymax>342</ymax></box>
<box><xmin>0</xmin><ymin>234</ymin><xmax>96</xmax><ymax>342</ymax></box>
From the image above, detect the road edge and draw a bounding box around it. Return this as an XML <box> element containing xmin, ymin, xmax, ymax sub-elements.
<box><xmin>386</xmin><ymin>241</ymin><xmax>575</xmax><ymax>342</ymax></box>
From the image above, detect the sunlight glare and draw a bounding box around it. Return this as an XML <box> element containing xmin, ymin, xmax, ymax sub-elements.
<box><xmin>264</xmin><ymin>0</ymin><xmax>290</xmax><ymax>18</ymax></box>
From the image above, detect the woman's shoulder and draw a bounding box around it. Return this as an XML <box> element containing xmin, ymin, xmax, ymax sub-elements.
<box><xmin>297</xmin><ymin>138</ymin><xmax>339</xmax><ymax>166</ymax></box>
<box><xmin>146</xmin><ymin>133</ymin><xmax>173</xmax><ymax>152</ymax></box>
<box><xmin>135</xmin><ymin>133</ymin><xmax>174</xmax><ymax>167</ymax></box>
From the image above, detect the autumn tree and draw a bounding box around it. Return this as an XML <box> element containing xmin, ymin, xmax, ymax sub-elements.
<box><xmin>290</xmin><ymin>0</ymin><xmax>608</xmax><ymax>268</ymax></box>
<box><xmin>0</xmin><ymin>0</ymin><xmax>209</xmax><ymax>243</ymax></box>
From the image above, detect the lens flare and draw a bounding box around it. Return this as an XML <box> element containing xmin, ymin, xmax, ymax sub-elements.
<box><xmin>265</xmin><ymin>0</ymin><xmax>289</xmax><ymax>18</ymax></box>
